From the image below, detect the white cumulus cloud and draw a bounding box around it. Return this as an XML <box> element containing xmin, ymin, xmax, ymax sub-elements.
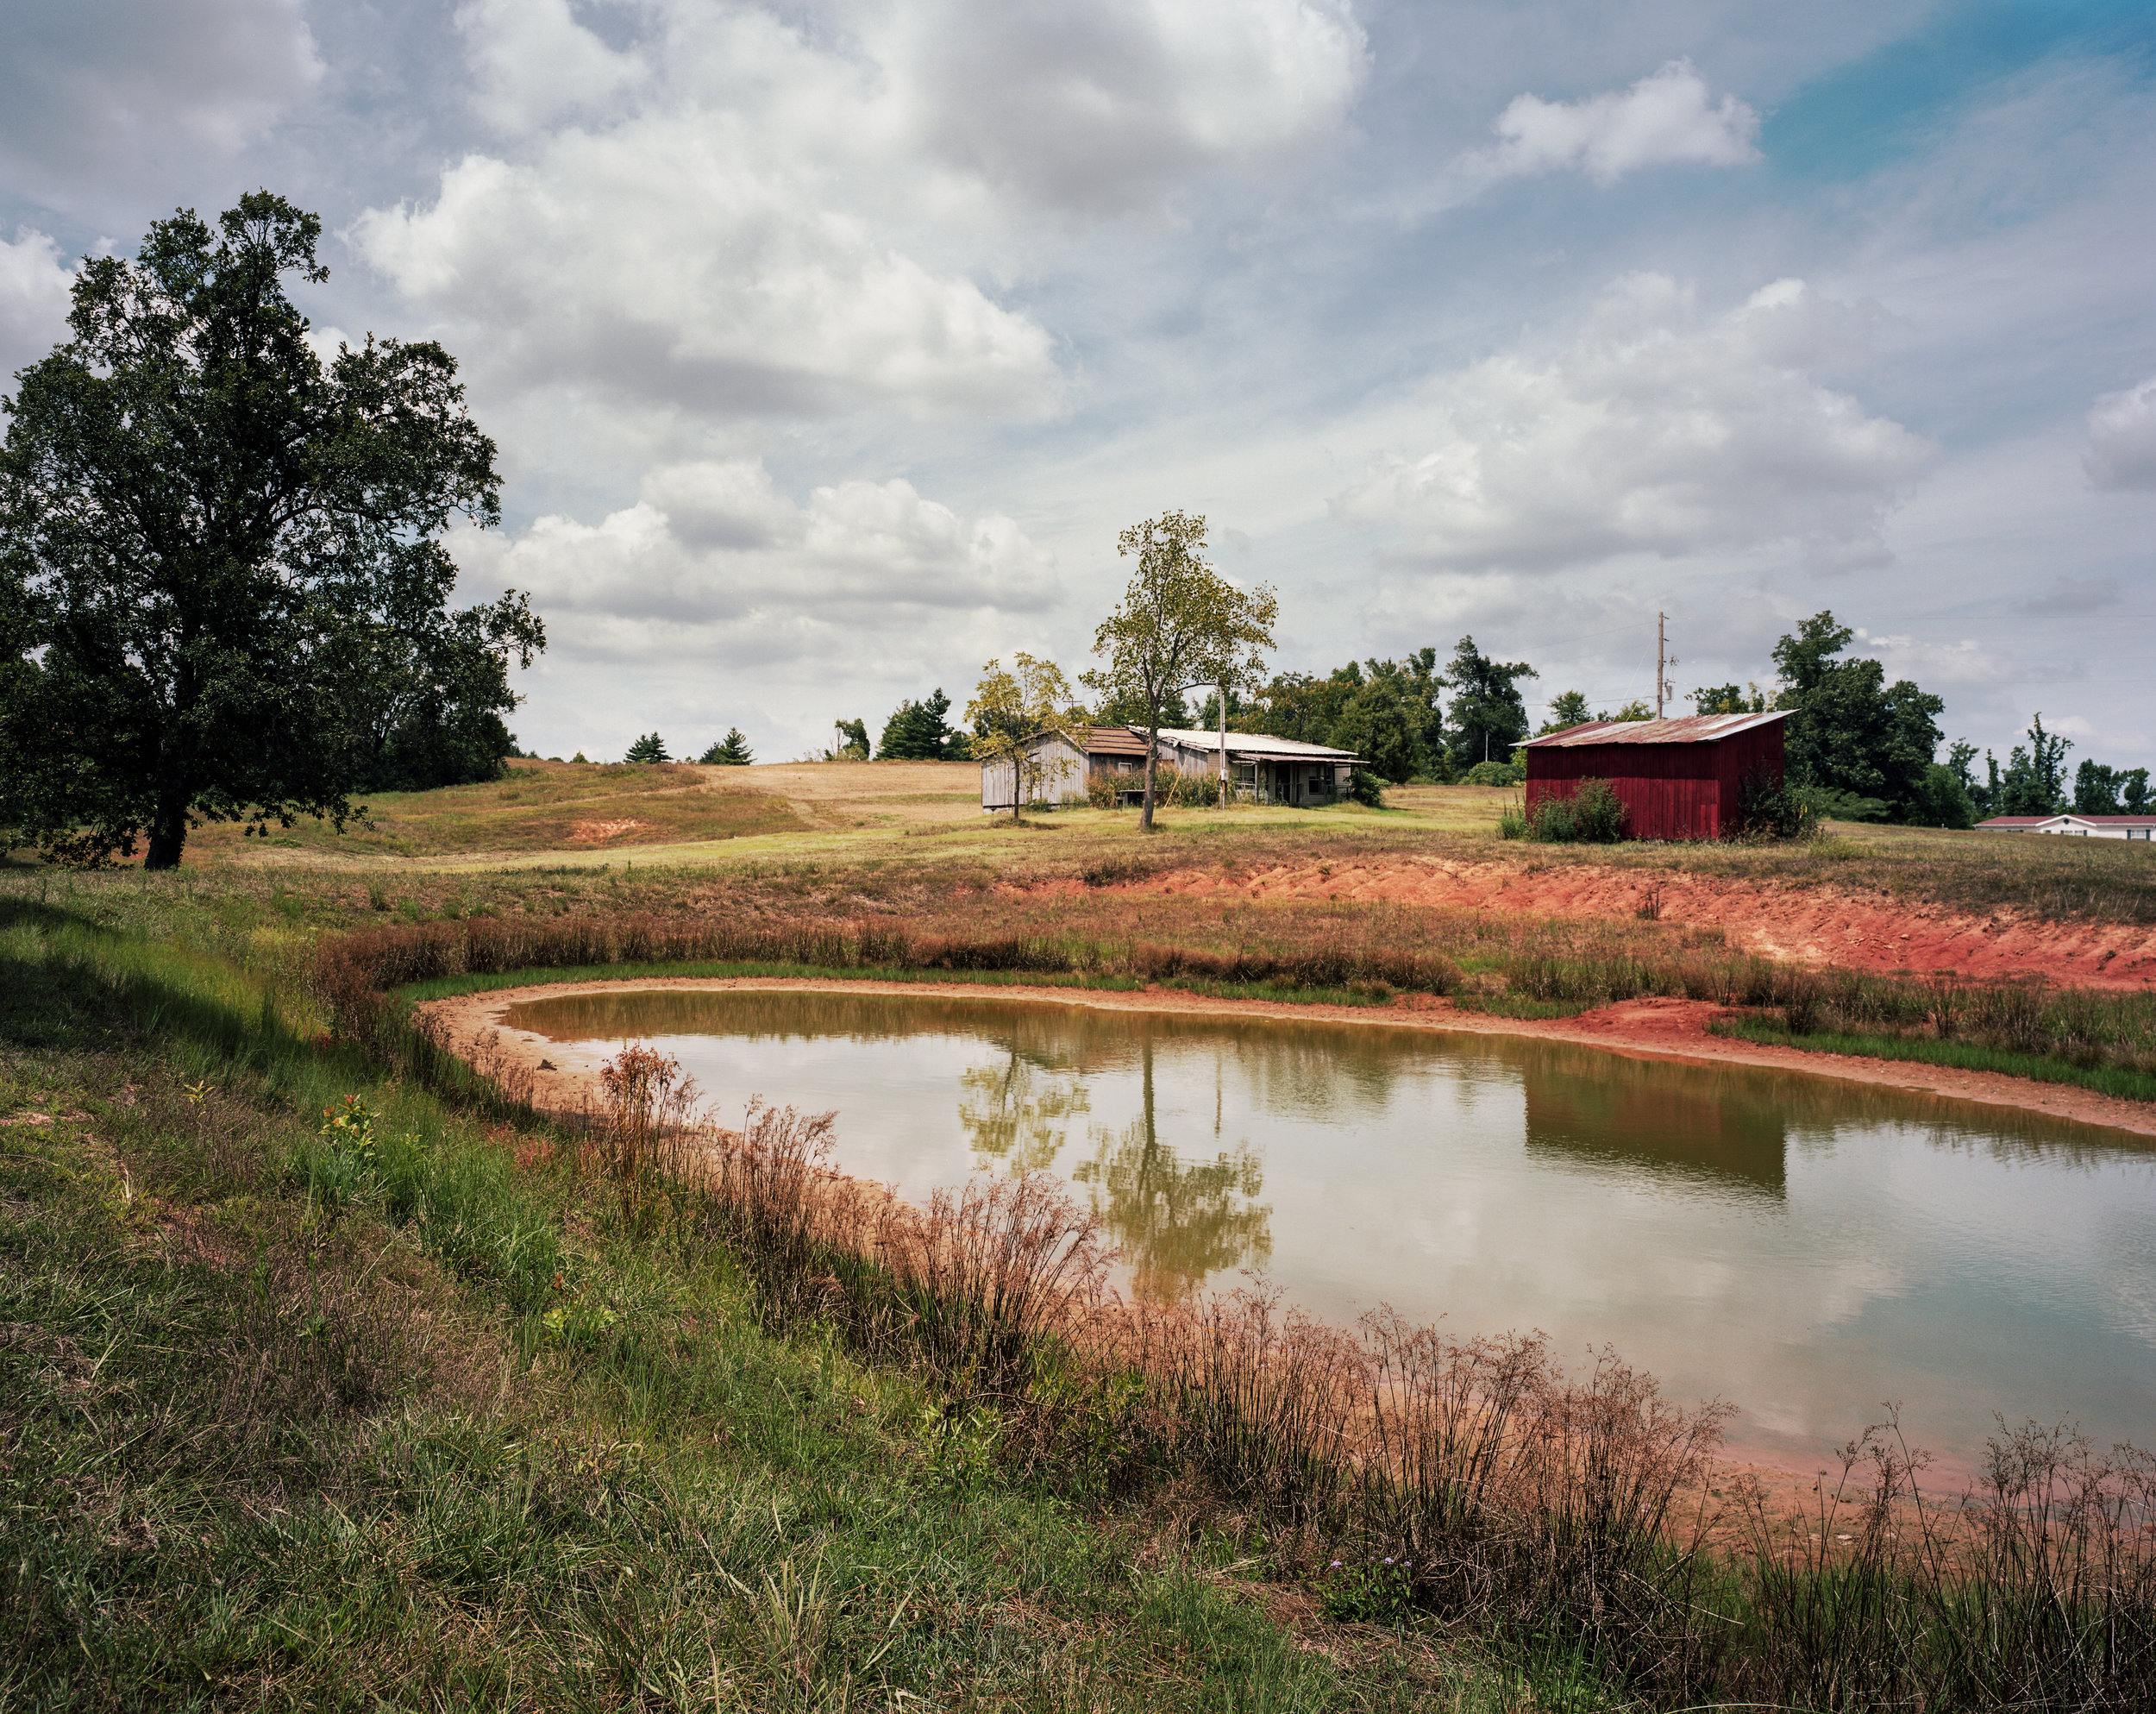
<box><xmin>457</xmin><ymin>0</ymin><xmax>647</xmax><ymax>135</ymax></box>
<box><xmin>357</xmin><ymin>4</ymin><xmax>1061</xmax><ymax>422</ymax></box>
<box><xmin>0</xmin><ymin>228</ymin><xmax>76</xmax><ymax>389</ymax></box>
<box><xmin>2084</xmin><ymin>375</ymin><xmax>2156</xmax><ymax>490</ymax></box>
<box><xmin>456</xmin><ymin>458</ymin><xmax>1059</xmax><ymax>668</ymax></box>
<box><xmin>878</xmin><ymin>0</ymin><xmax>1369</xmax><ymax>212</ymax></box>
<box><xmin>1332</xmin><ymin>274</ymin><xmax>1935</xmax><ymax>573</ymax></box>
<box><xmin>1463</xmin><ymin>59</ymin><xmax>1760</xmax><ymax>189</ymax></box>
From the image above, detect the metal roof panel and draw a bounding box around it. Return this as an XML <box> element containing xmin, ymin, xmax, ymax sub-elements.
<box><xmin>1519</xmin><ymin>710</ymin><xmax>1793</xmax><ymax>748</ymax></box>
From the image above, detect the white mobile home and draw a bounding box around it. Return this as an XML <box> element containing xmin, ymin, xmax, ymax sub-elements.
<box><xmin>1976</xmin><ymin>813</ymin><xmax>2156</xmax><ymax>841</ymax></box>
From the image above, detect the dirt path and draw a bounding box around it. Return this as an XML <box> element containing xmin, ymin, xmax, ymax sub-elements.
<box><xmin>1077</xmin><ymin>857</ymin><xmax>2156</xmax><ymax>989</ymax></box>
<box><xmin>420</xmin><ymin>976</ymin><xmax>2156</xmax><ymax>1140</ymax></box>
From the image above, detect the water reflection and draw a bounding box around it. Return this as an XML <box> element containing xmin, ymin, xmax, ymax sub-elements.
<box><xmin>1524</xmin><ymin>1049</ymin><xmax>1790</xmax><ymax>1197</ymax></box>
<box><xmin>1069</xmin><ymin>1040</ymin><xmax>1271</xmax><ymax>1301</ymax></box>
<box><xmin>501</xmin><ymin>984</ymin><xmax>2156</xmax><ymax>1462</ymax></box>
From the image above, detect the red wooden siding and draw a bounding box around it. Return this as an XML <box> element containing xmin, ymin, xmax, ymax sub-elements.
<box><xmin>1523</xmin><ymin>722</ymin><xmax>1783</xmax><ymax>841</ymax></box>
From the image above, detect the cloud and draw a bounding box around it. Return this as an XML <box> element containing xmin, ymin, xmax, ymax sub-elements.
<box><xmin>0</xmin><ymin>0</ymin><xmax>319</xmax><ymax>203</ymax></box>
<box><xmin>457</xmin><ymin>0</ymin><xmax>647</xmax><ymax>134</ymax></box>
<box><xmin>2084</xmin><ymin>375</ymin><xmax>2156</xmax><ymax>490</ymax></box>
<box><xmin>1460</xmin><ymin>59</ymin><xmax>1760</xmax><ymax>189</ymax></box>
<box><xmin>878</xmin><ymin>0</ymin><xmax>1369</xmax><ymax>213</ymax></box>
<box><xmin>455</xmin><ymin>458</ymin><xmax>1059</xmax><ymax>668</ymax></box>
<box><xmin>355</xmin><ymin>4</ymin><xmax>1061</xmax><ymax>420</ymax></box>
<box><xmin>0</xmin><ymin>228</ymin><xmax>75</xmax><ymax>387</ymax></box>
<box><xmin>2016</xmin><ymin>574</ymin><xmax>2121</xmax><ymax>617</ymax></box>
<box><xmin>1332</xmin><ymin>274</ymin><xmax>1934</xmax><ymax>573</ymax></box>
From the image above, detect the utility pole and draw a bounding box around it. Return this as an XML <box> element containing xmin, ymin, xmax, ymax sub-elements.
<box><xmin>1656</xmin><ymin>612</ymin><xmax>1666</xmax><ymax>720</ymax></box>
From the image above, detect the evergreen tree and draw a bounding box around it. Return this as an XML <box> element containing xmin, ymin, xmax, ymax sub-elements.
<box><xmin>877</xmin><ymin>688</ymin><xmax>964</xmax><ymax>758</ymax></box>
<box><xmin>624</xmin><ymin>732</ymin><xmax>669</xmax><ymax>763</ymax></box>
<box><xmin>700</xmin><ymin>729</ymin><xmax>752</xmax><ymax>766</ymax></box>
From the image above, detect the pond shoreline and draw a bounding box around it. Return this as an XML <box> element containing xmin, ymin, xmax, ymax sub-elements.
<box><xmin>419</xmin><ymin>974</ymin><xmax>2156</xmax><ymax>1141</ymax></box>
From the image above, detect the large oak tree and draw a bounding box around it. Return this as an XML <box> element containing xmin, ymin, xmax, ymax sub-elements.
<box><xmin>0</xmin><ymin>192</ymin><xmax>539</xmax><ymax>868</ymax></box>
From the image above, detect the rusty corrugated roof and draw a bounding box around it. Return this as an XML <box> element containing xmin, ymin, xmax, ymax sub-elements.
<box><xmin>1082</xmin><ymin>725</ymin><xmax>1151</xmax><ymax>757</ymax></box>
<box><xmin>1519</xmin><ymin>709</ymin><xmax>1792</xmax><ymax>749</ymax></box>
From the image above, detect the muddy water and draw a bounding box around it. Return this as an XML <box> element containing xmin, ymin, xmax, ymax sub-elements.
<box><xmin>505</xmin><ymin>987</ymin><xmax>2156</xmax><ymax>1466</ymax></box>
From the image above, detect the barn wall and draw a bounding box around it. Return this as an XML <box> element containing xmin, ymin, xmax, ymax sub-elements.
<box><xmin>1525</xmin><ymin>725</ymin><xmax>1784</xmax><ymax>839</ymax></box>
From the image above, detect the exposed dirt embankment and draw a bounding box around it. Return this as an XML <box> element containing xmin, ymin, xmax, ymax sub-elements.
<box><xmin>1073</xmin><ymin>858</ymin><xmax>2156</xmax><ymax>989</ymax></box>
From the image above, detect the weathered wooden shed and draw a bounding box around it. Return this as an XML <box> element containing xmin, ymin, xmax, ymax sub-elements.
<box><xmin>1518</xmin><ymin>711</ymin><xmax>1791</xmax><ymax>841</ymax></box>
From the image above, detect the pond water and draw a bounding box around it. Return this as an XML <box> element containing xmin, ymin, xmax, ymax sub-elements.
<box><xmin>505</xmin><ymin>987</ymin><xmax>2156</xmax><ymax>1467</ymax></box>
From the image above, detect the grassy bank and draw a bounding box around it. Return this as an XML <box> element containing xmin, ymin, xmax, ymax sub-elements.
<box><xmin>1709</xmin><ymin>1015</ymin><xmax>2156</xmax><ymax>1104</ymax></box>
<box><xmin>6</xmin><ymin>888</ymin><xmax>2156</xmax><ymax>1707</ymax></box>
<box><xmin>0</xmin><ymin>907</ymin><xmax>1492</xmax><ymax>1708</ymax></box>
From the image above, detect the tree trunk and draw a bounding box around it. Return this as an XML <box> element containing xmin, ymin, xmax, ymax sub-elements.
<box><xmin>1141</xmin><ymin>713</ymin><xmax>1160</xmax><ymax>832</ymax></box>
<box><xmin>142</xmin><ymin>788</ymin><xmax>189</xmax><ymax>870</ymax></box>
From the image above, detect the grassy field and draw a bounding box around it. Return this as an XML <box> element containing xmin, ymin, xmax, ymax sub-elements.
<box><xmin>89</xmin><ymin>757</ymin><xmax>2156</xmax><ymax>929</ymax></box>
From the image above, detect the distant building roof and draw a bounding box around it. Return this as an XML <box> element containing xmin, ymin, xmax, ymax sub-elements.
<box><xmin>1520</xmin><ymin>710</ymin><xmax>1793</xmax><ymax>749</ymax></box>
<box><xmin>1152</xmin><ymin>728</ymin><xmax>1363</xmax><ymax>762</ymax></box>
<box><xmin>1081</xmin><ymin>725</ymin><xmax>1151</xmax><ymax>757</ymax></box>
<box><xmin>1979</xmin><ymin>813</ymin><xmax>2156</xmax><ymax>829</ymax></box>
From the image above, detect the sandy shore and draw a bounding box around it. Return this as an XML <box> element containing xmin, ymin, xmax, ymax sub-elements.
<box><xmin>419</xmin><ymin>974</ymin><xmax>2156</xmax><ymax>1141</ymax></box>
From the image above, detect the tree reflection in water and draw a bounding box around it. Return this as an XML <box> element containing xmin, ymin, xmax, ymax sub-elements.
<box><xmin>1070</xmin><ymin>1039</ymin><xmax>1271</xmax><ymax>1302</ymax></box>
<box><xmin>957</xmin><ymin>1048</ymin><xmax>1091</xmax><ymax>1175</ymax></box>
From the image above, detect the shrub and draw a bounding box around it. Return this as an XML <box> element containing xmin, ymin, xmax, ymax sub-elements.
<box><xmin>1522</xmin><ymin>778</ymin><xmax>1626</xmax><ymax>844</ymax></box>
<box><xmin>1464</xmin><ymin>757</ymin><xmax>1525</xmax><ymax>787</ymax></box>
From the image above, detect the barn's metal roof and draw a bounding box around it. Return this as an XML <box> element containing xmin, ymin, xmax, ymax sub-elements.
<box><xmin>1153</xmin><ymin>728</ymin><xmax>1363</xmax><ymax>761</ymax></box>
<box><xmin>1519</xmin><ymin>710</ymin><xmax>1792</xmax><ymax>749</ymax></box>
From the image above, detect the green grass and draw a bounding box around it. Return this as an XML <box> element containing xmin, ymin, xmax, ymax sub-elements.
<box><xmin>0</xmin><ymin>903</ymin><xmax>1512</xmax><ymax>1709</ymax></box>
<box><xmin>1708</xmin><ymin>1014</ymin><xmax>2156</xmax><ymax>1107</ymax></box>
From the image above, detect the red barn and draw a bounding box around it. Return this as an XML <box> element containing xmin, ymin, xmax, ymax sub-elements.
<box><xmin>1518</xmin><ymin>711</ymin><xmax>1791</xmax><ymax>842</ymax></box>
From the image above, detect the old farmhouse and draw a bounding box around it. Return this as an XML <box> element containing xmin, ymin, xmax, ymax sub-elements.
<box><xmin>980</xmin><ymin>725</ymin><xmax>1361</xmax><ymax>812</ymax></box>
<box><xmin>1519</xmin><ymin>710</ymin><xmax>1791</xmax><ymax>841</ymax></box>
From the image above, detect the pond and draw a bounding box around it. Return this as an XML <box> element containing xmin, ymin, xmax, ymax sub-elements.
<box><xmin>504</xmin><ymin>986</ymin><xmax>2156</xmax><ymax>1467</ymax></box>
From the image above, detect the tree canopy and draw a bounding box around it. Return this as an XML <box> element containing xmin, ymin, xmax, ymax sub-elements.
<box><xmin>1442</xmin><ymin>636</ymin><xmax>1538</xmax><ymax>770</ymax></box>
<box><xmin>1771</xmin><ymin>612</ymin><xmax>1942</xmax><ymax>819</ymax></box>
<box><xmin>0</xmin><ymin>192</ymin><xmax>535</xmax><ymax>867</ymax></box>
<box><xmin>1083</xmin><ymin>512</ymin><xmax>1276</xmax><ymax>828</ymax></box>
<box><xmin>624</xmin><ymin>733</ymin><xmax>670</xmax><ymax>764</ymax></box>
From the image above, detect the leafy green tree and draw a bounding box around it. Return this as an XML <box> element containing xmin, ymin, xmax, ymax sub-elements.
<box><xmin>1084</xmin><ymin>512</ymin><xmax>1276</xmax><ymax>829</ymax></box>
<box><xmin>1905</xmin><ymin>763</ymin><xmax>1977</xmax><ymax>829</ymax></box>
<box><xmin>1094</xmin><ymin>684</ymin><xmax>1191</xmax><ymax>731</ymax></box>
<box><xmin>1609</xmin><ymin>699</ymin><xmax>1653</xmax><ymax>722</ymax></box>
<box><xmin>1442</xmin><ymin>636</ymin><xmax>1538</xmax><ymax>770</ymax></box>
<box><xmin>830</xmin><ymin>718</ymin><xmax>869</xmax><ymax>761</ymax></box>
<box><xmin>1996</xmin><ymin>715</ymin><xmax>2071</xmax><ymax>816</ymax></box>
<box><xmin>2124</xmin><ymin>769</ymin><xmax>2151</xmax><ymax>815</ymax></box>
<box><xmin>1693</xmin><ymin>682</ymin><xmax>1767</xmax><ymax>715</ymax></box>
<box><xmin>332</xmin><ymin>591</ymin><xmax>543</xmax><ymax>792</ymax></box>
<box><xmin>877</xmin><ymin>687</ymin><xmax>964</xmax><ymax>759</ymax></box>
<box><xmin>0</xmin><ymin>193</ymin><xmax>515</xmax><ymax>868</ymax></box>
<box><xmin>2074</xmin><ymin>760</ymin><xmax>2121</xmax><ymax>815</ymax></box>
<box><xmin>967</xmin><ymin>654</ymin><xmax>1087</xmax><ymax>819</ymax></box>
<box><xmin>1771</xmin><ymin>612</ymin><xmax>1943</xmax><ymax>820</ymax></box>
<box><xmin>624</xmin><ymin>733</ymin><xmax>670</xmax><ymax>763</ymax></box>
<box><xmin>699</xmin><ymin>729</ymin><xmax>752</xmax><ymax>766</ymax></box>
<box><xmin>1539</xmin><ymin>690</ymin><xmax>1594</xmax><ymax>733</ymax></box>
<box><xmin>1239</xmin><ymin>669</ymin><xmax>1353</xmax><ymax>744</ymax></box>
<box><xmin>1335</xmin><ymin>650</ymin><xmax>1445</xmax><ymax>783</ymax></box>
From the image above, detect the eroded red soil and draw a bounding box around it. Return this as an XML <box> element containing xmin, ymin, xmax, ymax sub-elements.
<box><xmin>1072</xmin><ymin>858</ymin><xmax>2156</xmax><ymax>990</ymax></box>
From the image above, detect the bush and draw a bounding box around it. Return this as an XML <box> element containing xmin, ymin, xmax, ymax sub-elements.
<box><xmin>1733</xmin><ymin>767</ymin><xmax>1815</xmax><ymax>840</ymax></box>
<box><xmin>1463</xmin><ymin>757</ymin><xmax>1524</xmax><ymax>787</ymax></box>
<box><xmin>1521</xmin><ymin>778</ymin><xmax>1626</xmax><ymax>844</ymax></box>
<box><xmin>1346</xmin><ymin>768</ymin><xmax>1387</xmax><ymax>807</ymax></box>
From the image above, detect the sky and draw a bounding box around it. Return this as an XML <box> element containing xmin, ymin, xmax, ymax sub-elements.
<box><xmin>3</xmin><ymin>0</ymin><xmax>2153</xmax><ymax>769</ymax></box>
